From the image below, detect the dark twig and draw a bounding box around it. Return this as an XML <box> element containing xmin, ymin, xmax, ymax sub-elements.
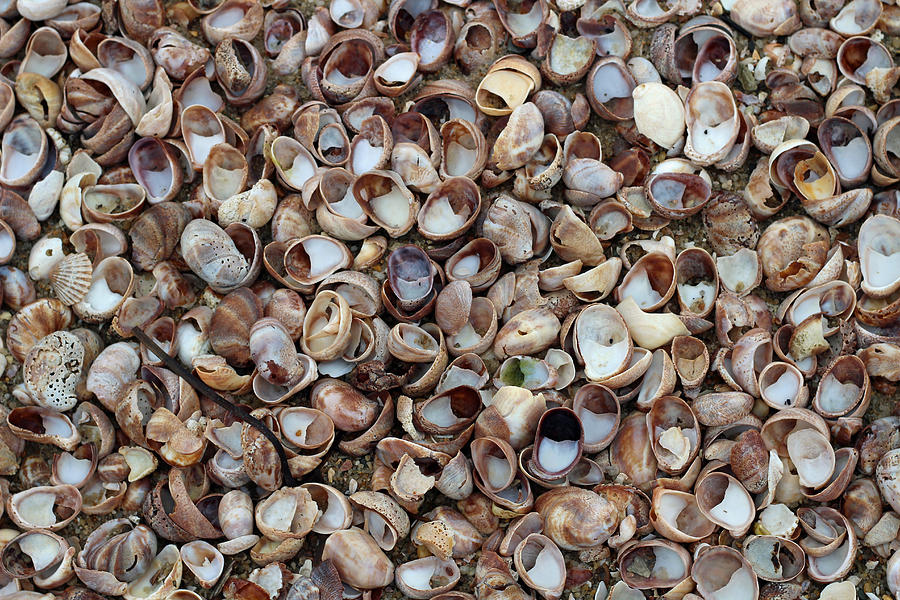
<box><xmin>131</xmin><ymin>326</ymin><xmax>299</xmax><ymax>488</ymax></box>
<box><xmin>718</xmin><ymin>14</ymin><xmax>754</xmax><ymax>42</ymax></box>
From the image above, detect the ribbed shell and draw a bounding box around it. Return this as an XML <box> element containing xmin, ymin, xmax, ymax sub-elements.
<box><xmin>49</xmin><ymin>252</ymin><xmax>92</xmax><ymax>305</ymax></box>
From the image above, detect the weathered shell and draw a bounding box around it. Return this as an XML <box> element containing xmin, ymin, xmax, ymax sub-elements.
<box><xmin>535</xmin><ymin>487</ymin><xmax>618</xmax><ymax>550</ymax></box>
<box><xmin>321</xmin><ymin>528</ymin><xmax>394</xmax><ymax>589</ymax></box>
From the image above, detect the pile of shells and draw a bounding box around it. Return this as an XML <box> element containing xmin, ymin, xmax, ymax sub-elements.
<box><xmin>0</xmin><ymin>0</ymin><xmax>896</xmax><ymax>599</ymax></box>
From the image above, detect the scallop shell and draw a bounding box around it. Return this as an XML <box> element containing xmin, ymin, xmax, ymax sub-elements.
<box><xmin>49</xmin><ymin>252</ymin><xmax>93</xmax><ymax>306</ymax></box>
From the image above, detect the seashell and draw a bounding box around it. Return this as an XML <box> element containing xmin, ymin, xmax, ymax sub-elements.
<box><xmin>214</xmin><ymin>37</ymin><xmax>267</xmax><ymax>107</ymax></box>
<box><xmin>392</xmin><ymin>143</ymin><xmax>441</xmax><ymax>194</ymax></box>
<box><xmin>577</xmin><ymin>10</ymin><xmax>631</xmax><ymax>55</ymax></box>
<box><xmin>842</xmin><ymin>478</ymin><xmax>882</xmax><ymax>537</ymax></box>
<box><xmin>752</xmin><ymin>116</ymin><xmax>810</xmax><ymax>154</ymax></box>
<box><xmin>757</xmin><ymin>216</ymin><xmax>829</xmax><ymax>292</ymax></box>
<box><xmin>494</xmin><ymin>308</ymin><xmax>559</xmax><ymax>360</ymax></box>
<box><xmin>181</xmin><ymin>220</ymin><xmax>259</xmax><ymax>293</ymax></box>
<box><xmin>837</xmin><ymin>36</ymin><xmax>893</xmax><ymax>85</ymax></box>
<box><xmin>418</xmin><ymin>177</ymin><xmax>481</xmax><ymax>241</ymax></box>
<box><xmin>673</xmin><ymin>248</ymin><xmax>718</xmax><ymax>318</ymax></box>
<box><xmin>7</xmin><ymin>298</ymin><xmax>72</xmax><ymax>363</ymax></box>
<box><xmin>283</xmin><ymin>236</ymin><xmax>352</xmax><ymax>288</ymax></box>
<box><xmin>15</xmin><ymin>72</ymin><xmax>61</xmax><ymax>130</ymax></box>
<box><xmin>803</xmin><ymin>508</ymin><xmax>857</xmax><ymax>583</ymax></box>
<box><xmin>616</xmin><ymin>252</ymin><xmax>675</xmax><ymax>311</ymax></box>
<box><xmin>817</xmin><ymin>116</ymin><xmax>871</xmax><ymax>188</ymax></box>
<box><xmin>730</xmin><ymin>0</ymin><xmax>800</xmax><ymax>36</ymax></box>
<box><xmin>619</xmin><ymin>539</ymin><xmax>691</xmax><ymax>590</ymax></box>
<box><xmin>440</xmin><ymin>118</ymin><xmax>488</xmax><ymax>179</ymax></box>
<box><xmin>149</xmin><ymin>29</ymin><xmax>211</xmax><ymax>81</ymax></box>
<box><xmin>311</xmin><ymin>30</ymin><xmax>384</xmax><ymax>106</ymax></box>
<box><xmin>321</xmin><ymin>528</ymin><xmax>394</xmax><ymax>589</ymax></box>
<box><xmin>73</xmin><ymin>518</ymin><xmax>156</xmax><ymax>594</ymax></box>
<box><xmin>123</xmin><ymin>544</ymin><xmax>181</xmax><ymax>600</ymax></box>
<box><xmin>858</xmin><ymin>215</ymin><xmax>900</xmax><ymax>298</ymax></box>
<box><xmin>535</xmin><ymin>487</ymin><xmax>618</xmax><ymax>550</ymax></box>
<box><xmin>218</xmin><ymin>489</ymin><xmax>253</xmax><ymax>541</ymax></box>
<box><xmin>691</xmin><ymin>545</ymin><xmax>759</xmax><ymax>600</ymax></box>
<box><xmin>456</xmin><ymin>12</ymin><xmax>506</xmax><ymax>74</ymax></box>
<box><xmin>297</xmin><ymin>483</ymin><xmax>350</xmax><ymax>535</ymax></box>
<box><xmin>345</xmin><ymin>116</ymin><xmax>388</xmax><ymax>174</ymax></box>
<box><xmin>23</xmin><ymin>331</ymin><xmax>84</xmax><ymax>411</ymax></box>
<box><xmin>784</xmin><ymin>427</ymin><xmax>834</xmax><ymax>490</ymax></box>
<box><xmin>758</xmin><ymin>362</ymin><xmax>808</xmax><ymax>411</ymax></box>
<box><xmin>482</xmin><ymin>195</ymin><xmax>535</xmax><ymax>265</ymax></box>
<box><xmin>563</xmin><ymin>259</ymin><xmax>621</xmax><ymax>303</ymax></box>
<box><xmin>72</xmin><ymin>257</ymin><xmax>134</xmax><ymax>323</ymax></box>
<box><xmin>498</xmin><ymin>511</ymin><xmax>542</xmax><ymax>557</ymax></box>
<box><xmin>115</xmin><ymin>0</ymin><xmax>165</xmax><ymax>45</ymax></box>
<box><xmin>646</xmin><ymin>172</ymin><xmax>712</xmax><ymax>220</ymax></box>
<box><xmin>388</xmin><ymin>322</ymin><xmax>443</xmax><ymax>364</ymax></box>
<box><xmin>130</xmin><ymin>202</ymin><xmax>191</xmax><ymax>271</ymax></box>
<box><xmin>876</xmin><ymin>448</ymin><xmax>900</xmax><ymax>515</ymax></box>
<box><xmin>302</xmin><ymin>291</ymin><xmax>353</xmax><ymax>361</ymax></box>
<box><xmin>28</xmin><ymin>236</ymin><xmax>66</xmax><ymax>282</ymax></box>
<box><xmin>476</xmin><ymin>56</ymin><xmax>540</xmax><ymax>117</ymax></box>
<box><xmin>615</xmin><ymin>297</ymin><xmax>690</xmax><ymax>350</ymax></box>
<box><xmin>81</xmin><ymin>184</ymin><xmax>146</xmax><ymax>223</ymax></box>
<box><xmin>310</xmin><ymin>378</ymin><xmax>378</xmax><ymax>433</ymax></box>
<box><xmin>255</xmin><ymin>486</ymin><xmax>317</xmax><ymax>542</ymax></box>
<box><xmin>476</xmin><ymin>386</ymin><xmax>546</xmax><ymax>450</ymax></box>
<box><xmin>647</xmin><ymin>395</ymin><xmax>699</xmax><ymax>474</ymax></box>
<box><xmin>695</xmin><ymin>471</ymin><xmax>755</xmax><ymax>537</ymax></box>
<box><xmin>550</xmin><ymin>206</ymin><xmax>607</xmax><ymax>266</ymax></box>
<box><xmin>7</xmin><ymin>406</ymin><xmax>81</xmax><ymax>451</ymax></box>
<box><xmin>716</xmin><ymin>248</ymin><xmax>761</xmax><ymax>297</ymax></box>
<box><xmin>180</xmin><ymin>541</ymin><xmax>223</xmax><ymax>588</ymax></box>
<box><xmin>0</xmin><ymin>219</ymin><xmax>16</xmax><ymax>268</ymax></box>
<box><xmin>491</xmin><ymin>102</ymin><xmax>544</xmax><ymax>171</ymax></box>
<box><xmin>352</xmin><ymin>170</ymin><xmax>419</xmax><ymax>238</ymax></box>
<box><xmin>568</xmin><ymin>384</ymin><xmax>618</xmax><ymax>453</ymax></box>
<box><xmin>528</xmin><ymin>407</ymin><xmax>583</xmax><ymax>481</ymax></box>
<box><xmin>8</xmin><ymin>485</ymin><xmax>82</xmax><ymax>532</ymax></box>
<box><xmin>0</xmin><ymin>266</ymin><xmax>36</xmax><ymax>311</ymax></box>
<box><xmin>201</xmin><ymin>144</ymin><xmax>248</xmax><ymax>206</ymax></box>
<box><xmin>540</xmin><ymin>32</ymin><xmax>594</xmax><ymax>87</ymax></box>
<box><xmin>409</xmin><ymin>11</ymin><xmax>454</xmax><ymax>73</ymax></box>
<box><xmin>494</xmin><ymin>355</ymin><xmax>558</xmax><ymax>391</ymax></box>
<box><xmin>20</xmin><ymin>27</ymin><xmax>67</xmax><ymax>80</ymax></box>
<box><xmin>1</xmin><ymin>529</ymin><xmax>74</xmax><ymax>588</ymax></box>
<box><xmin>812</xmin><ymin>355</ymin><xmax>869</xmax><ymax>418</ymax></box>
<box><xmin>0</xmin><ymin>115</ymin><xmax>49</xmax><ymax>188</ymax></box>
<box><xmin>202</xmin><ymin>0</ymin><xmax>265</xmax><ymax>44</ymax></box>
<box><xmin>677</xmin><ymin>24</ymin><xmax>738</xmax><ymax>84</ymax></box>
<box><xmin>632</xmin><ymin>82</ymin><xmax>685</xmax><ymax>149</ymax></box>
<box><xmin>683</xmin><ymin>82</ymin><xmax>740</xmax><ymax>166</ymax></box>
<box><xmin>118</xmin><ymin>446</ymin><xmax>158</xmax><ymax>482</ymax></box>
<box><xmin>395</xmin><ymin>556</ymin><xmax>460</xmax><ymax>600</ymax></box>
<box><xmin>803</xmin><ymin>446</ymin><xmax>857</xmax><ymax>502</ymax></box>
<box><xmin>475</xmin><ymin>550</ymin><xmax>530</xmax><ymax>600</ymax></box>
<box><xmin>586</xmin><ymin>57</ymin><xmax>636</xmax><ymax>121</ymax></box>
<box><xmin>649</xmin><ymin>487</ymin><xmax>715</xmax><ymax>543</ymax></box>
<box><xmin>180</xmin><ymin>105</ymin><xmax>226</xmax><ymax>171</ymax></box>
<box><xmin>669</xmin><ymin>335</ymin><xmax>708</xmax><ymax>395</ymax></box>
<box><xmin>413</xmin><ymin>385</ymin><xmax>480</xmax><ymax>436</ymax></box>
<box><xmin>349</xmin><ymin>490</ymin><xmax>410</xmax><ymax>552</ymax></box>
<box><xmin>511</xmin><ymin>534</ymin><xmax>564</xmax><ymax>600</ymax></box>
<box><xmin>432</xmin><ymin>452</ymin><xmax>475</xmax><ymax>502</ymax></box>
<box><xmin>434</xmin><ymin>281</ymin><xmax>473</xmax><ymax>336</ymax></box>
<box><xmin>53</xmin><ymin>444</ymin><xmax>98</xmax><ymax>488</ymax></box>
